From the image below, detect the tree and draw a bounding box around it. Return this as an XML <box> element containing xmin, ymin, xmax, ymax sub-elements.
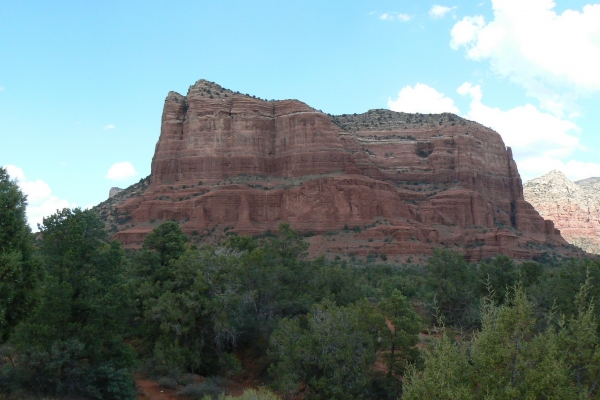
<box><xmin>128</xmin><ymin>221</ymin><xmax>191</xmax><ymax>352</ymax></box>
<box><xmin>403</xmin><ymin>286</ymin><xmax>577</xmax><ymax>399</ymax></box>
<box><xmin>140</xmin><ymin>247</ymin><xmax>220</xmax><ymax>376</ymax></box>
<box><xmin>556</xmin><ymin>275</ymin><xmax>600</xmax><ymax>397</ymax></box>
<box><xmin>141</xmin><ymin>220</ymin><xmax>188</xmax><ymax>267</ymax></box>
<box><xmin>530</xmin><ymin>258</ymin><xmax>600</xmax><ymax>323</ymax></box>
<box><xmin>471</xmin><ymin>287</ymin><xmax>573</xmax><ymax>399</ymax></box>
<box><xmin>6</xmin><ymin>208</ymin><xmax>136</xmax><ymax>399</ymax></box>
<box><xmin>402</xmin><ymin>329</ymin><xmax>474</xmax><ymax>400</ymax></box>
<box><xmin>477</xmin><ymin>255</ymin><xmax>517</xmax><ymax>304</ymax></box>
<box><xmin>0</xmin><ymin>167</ymin><xmax>40</xmax><ymax>343</ymax></box>
<box><xmin>424</xmin><ymin>249</ymin><xmax>478</xmax><ymax>327</ymax></box>
<box><xmin>268</xmin><ymin>300</ymin><xmax>379</xmax><ymax>399</ymax></box>
<box><xmin>378</xmin><ymin>289</ymin><xmax>421</xmax><ymax>377</ymax></box>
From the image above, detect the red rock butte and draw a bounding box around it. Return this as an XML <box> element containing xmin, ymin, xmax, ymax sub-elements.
<box><xmin>102</xmin><ymin>79</ymin><xmax>568</xmax><ymax>260</ymax></box>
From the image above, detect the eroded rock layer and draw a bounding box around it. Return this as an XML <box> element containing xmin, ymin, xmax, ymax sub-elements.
<box><xmin>524</xmin><ymin>171</ymin><xmax>600</xmax><ymax>255</ymax></box>
<box><xmin>109</xmin><ymin>79</ymin><xmax>568</xmax><ymax>260</ymax></box>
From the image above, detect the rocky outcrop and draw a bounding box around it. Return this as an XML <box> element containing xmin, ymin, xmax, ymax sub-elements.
<box><xmin>109</xmin><ymin>187</ymin><xmax>123</xmax><ymax>198</ymax></box>
<box><xmin>93</xmin><ymin>177</ymin><xmax>150</xmax><ymax>234</ymax></box>
<box><xmin>106</xmin><ymin>79</ymin><xmax>569</xmax><ymax>260</ymax></box>
<box><xmin>524</xmin><ymin>171</ymin><xmax>600</xmax><ymax>255</ymax></box>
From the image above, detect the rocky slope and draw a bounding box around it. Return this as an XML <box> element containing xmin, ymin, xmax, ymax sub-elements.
<box><xmin>524</xmin><ymin>171</ymin><xmax>600</xmax><ymax>254</ymax></box>
<box><xmin>101</xmin><ymin>79</ymin><xmax>571</xmax><ymax>260</ymax></box>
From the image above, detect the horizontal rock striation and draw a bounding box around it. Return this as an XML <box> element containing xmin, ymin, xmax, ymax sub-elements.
<box><xmin>108</xmin><ymin>79</ymin><xmax>568</xmax><ymax>260</ymax></box>
<box><xmin>524</xmin><ymin>170</ymin><xmax>600</xmax><ymax>255</ymax></box>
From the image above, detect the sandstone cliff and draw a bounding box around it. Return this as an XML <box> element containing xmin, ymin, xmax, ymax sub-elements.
<box><xmin>104</xmin><ymin>79</ymin><xmax>570</xmax><ymax>260</ymax></box>
<box><xmin>524</xmin><ymin>171</ymin><xmax>600</xmax><ymax>255</ymax></box>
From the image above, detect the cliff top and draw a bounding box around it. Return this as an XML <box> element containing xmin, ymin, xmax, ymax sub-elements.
<box><xmin>169</xmin><ymin>79</ymin><xmax>473</xmax><ymax>132</ymax></box>
<box><xmin>331</xmin><ymin>109</ymin><xmax>469</xmax><ymax>132</ymax></box>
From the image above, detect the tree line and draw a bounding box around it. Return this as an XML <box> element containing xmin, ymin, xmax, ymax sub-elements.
<box><xmin>1</xmin><ymin>167</ymin><xmax>599</xmax><ymax>399</ymax></box>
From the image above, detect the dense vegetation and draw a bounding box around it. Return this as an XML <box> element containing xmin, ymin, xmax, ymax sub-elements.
<box><xmin>1</xmin><ymin>166</ymin><xmax>599</xmax><ymax>399</ymax></box>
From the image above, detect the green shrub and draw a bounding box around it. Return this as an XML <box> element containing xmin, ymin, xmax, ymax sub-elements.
<box><xmin>158</xmin><ymin>376</ymin><xmax>178</xmax><ymax>389</ymax></box>
<box><xmin>178</xmin><ymin>377</ymin><xmax>225</xmax><ymax>399</ymax></box>
<box><xmin>269</xmin><ymin>300</ymin><xmax>380</xmax><ymax>399</ymax></box>
<box><xmin>210</xmin><ymin>387</ymin><xmax>281</xmax><ymax>399</ymax></box>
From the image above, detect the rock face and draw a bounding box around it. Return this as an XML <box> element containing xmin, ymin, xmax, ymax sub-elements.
<box><xmin>109</xmin><ymin>187</ymin><xmax>123</xmax><ymax>198</ymax></box>
<box><xmin>107</xmin><ymin>79</ymin><xmax>568</xmax><ymax>260</ymax></box>
<box><xmin>524</xmin><ymin>171</ymin><xmax>600</xmax><ymax>255</ymax></box>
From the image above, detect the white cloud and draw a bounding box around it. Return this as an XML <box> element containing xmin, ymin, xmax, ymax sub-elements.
<box><xmin>3</xmin><ymin>165</ymin><xmax>74</xmax><ymax>230</ymax></box>
<box><xmin>0</xmin><ymin>86</ymin><xmax>4</xmax><ymax>91</ymax></box>
<box><xmin>429</xmin><ymin>5</ymin><xmax>456</xmax><ymax>19</ymax></box>
<box><xmin>379</xmin><ymin>12</ymin><xmax>412</xmax><ymax>21</ymax></box>
<box><xmin>388</xmin><ymin>83</ymin><xmax>459</xmax><ymax>114</ymax></box>
<box><xmin>450</xmin><ymin>0</ymin><xmax>600</xmax><ymax>115</ymax></box>
<box><xmin>104</xmin><ymin>124</ymin><xmax>116</xmax><ymax>130</ymax></box>
<box><xmin>106</xmin><ymin>162</ymin><xmax>137</xmax><ymax>180</ymax></box>
<box><xmin>456</xmin><ymin>82</ymin><xmax>598</xmax><ymax>181</ymax></box>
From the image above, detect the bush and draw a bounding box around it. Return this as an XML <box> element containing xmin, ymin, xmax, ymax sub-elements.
<box><xmin>211</xmin><ymin>387</ymin><xmax>281</xmax><ymax>399</ymax></box>
<box><xmin>158</xmin><ymin>376</ymin><xmax>178</xmax><ymax>389</ymax></box>
<box><xmin>269</xmin><ymin>300</ymin><xmax>380</xmax><ymax>399</ymax></box>
<box><xmin>178</xmin><ymin>377</ymin><xmax>225</xmax><ymax>399</ymax></box>
<box><xmin>424</xmin><ymin>249</ymin><xmax>478</xmax><ymax>328</ymax></box>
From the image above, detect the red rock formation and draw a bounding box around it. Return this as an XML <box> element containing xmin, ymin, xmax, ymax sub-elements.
<box><xmin>524</xmin><ymin>170</ymin><xmax>600</xmax><ymax>255</ymax></box>
<box><xmin>110</xmin><ymin>80</ymin><xmax>567</xmax><ymax>260</ymax></box>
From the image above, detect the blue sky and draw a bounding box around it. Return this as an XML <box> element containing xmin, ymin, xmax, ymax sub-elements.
<box><xmin>1</xmin><ymin>0</ymin><xmax>599</xmax><ymax>229</ymax></box>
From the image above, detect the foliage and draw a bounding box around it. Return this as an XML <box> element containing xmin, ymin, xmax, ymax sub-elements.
<box><xmin>0</xmin><ymin>167</ymin><xmax>40</xmax><ymax>343</ymax></box>
<box><xmin>378</xmin><ymin>289</ymin><xmax>421</xmax><ymax>377</ymax></box>
<box><xmin>528</xmin><ymin>257</ymin><xmax>600</xmax><ymax>325</ymax></box>
<box><xmin>142</xmin><ymin>220</ymin><xmax>188</xmax><ymax>266</ymax></box>
<box><xmin>402</xmin><ymin>330</ymin><xmax>474</xmax><ymax>400</ymax></box>
<box><xmin>3</xmin><ymin>203</ymin><xmax>600</xmax><ymax>400</ymax></box>
<box><xmin>130</xmin><ymin>222</ymin><xmax>366</xmax><ymax>378</ymax></box>
<box><xmin>556</xmin><ymin>275</ymin><xmax>600</xmax><ymax>397</ymax></box>
<box><xmin>199</xmin><ymin>387</ymin><xmax>280</xmax><ymax>400</ymax></box>
<box><xmin>476</xmin><ymin>255</ymin><xmax>517</xmax><ymax>304</ymax></box>
<box><xmin>178</xmin><ymin>377</ymin><xmax>225</xmax><ymax>399</ymax></box>
<box><xmin>268</xmin><ymin>300</ymin><xmax>380</xmax><ymax>399</ymax></box>
<box><xmin>424</xmin><ymin>249</ymin><xmax>478</xmax><ymax>327</ymax></box>
<box><xmin>4</xmin><ymin>208</ymin><xmax>136</xmax><ymax>399</ymax></box>
<box><xmin>403</xmin><ymin>284</ymin><xmax>599</xmax><ymax>399</ymax></box>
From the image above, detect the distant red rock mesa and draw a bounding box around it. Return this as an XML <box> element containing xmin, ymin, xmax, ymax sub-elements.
<box><xmin>524</xmin><ymin>170</ymin><xmax>600</xmax><ymax>255</ymax></box>
<box><xmin>104</xmin><ymin>79</ymin><xmax>568</xmax><ymax>260</ymax></box>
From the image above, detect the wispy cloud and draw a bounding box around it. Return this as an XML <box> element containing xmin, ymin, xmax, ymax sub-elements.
<box><xmin>104</xmin><ymin>124</ymin><xmax>116</xmax><ymax>130</ymax></box>
<box><xmin>378</xmin><ymin>12</ymin><xmax>412</xmax><ymax>22</ymax></box>
<box><xmin>0</xmin><ymin>86</ymin><xmax>4</xmax><ymax>91</ymax></box>
<box><xmin>429</xmin><ymin>5</ymin><xmax>457</xmax><ymax>19</ymax></box>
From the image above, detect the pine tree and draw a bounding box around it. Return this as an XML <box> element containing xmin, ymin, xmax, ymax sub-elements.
<box><xmin>378</xmin><ymin>289</ymin><xmax>421</xmax><ymax>377</ymax></box>
<box><xmin>0</xmin><ymin>167</ymin><xmax>40</xmax><ymax>343</ymax></box>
